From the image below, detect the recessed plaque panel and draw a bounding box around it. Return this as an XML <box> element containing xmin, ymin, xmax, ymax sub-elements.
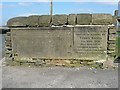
<box><xmin>11</xmin><ymin>27</ymin><xmax>73</xmax><ymax>59</ymax></box>
<box><xmin>74</xmin><ymin>26</ymin><xmax>108</xmax><ymax>60</ymax></box>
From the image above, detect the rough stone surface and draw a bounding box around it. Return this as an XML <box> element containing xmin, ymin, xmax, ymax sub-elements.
<box><xmin>112</xmin><ymin>16</ymin><xmax>117</xmax><ymax>25</ymax></box>
<box><xmin>108</xmin><ymin>44</ymin><xmax>115</xmax><ymax>50</ymax></box>
<box><xmin>11</xmin><ymin>27</ymin><xmax>73</xmax><ymax>59</ymax></box>
<box><xmin>38</xmin><ymin>15</ymin><xmax>51</xmax><ymax>27</ymax></box>
<box><xmin>10</xmin><ymin>26</ymin><xmax>108</xmax><ymax>61</ymax></box>
<box><xmin>109</xmin><ymin>27</ymin><xmax>116</xmax><ymax>34</ymax></box>
<box><xmin>74</xmin><ymin>26</ymin><xmax>108</xmax><ymax>60</ymax></box>
<box><xmin>92</xmin><ymin>14</ymin><xmax>113</xmax><ymax>25</ymax></box>
<box><xmin>77</xmin><ymin>14</ymin><xmax>92</xmax><ymax>25</ymax></box>
<box><xmin>27</xmin><ymin>15</ymin><xmax>39</xmax><ymax>27</ymax></box>
<box><xmin>108</xmin><ymin>40</ymin><xmax>115</xmax><ymax>44</ymax></box>
<box><xmin>107</xmin><ymin>50</ymin><xmax>115</xmax><ymax>54</ymax></box>
<box><xmin>52</xmin><ymin>15</ymin><xmax>68</xmax><ymax>26</ymax></box>
<box><xmin>109</xmin><ymin>34</ymin><xmax>116</xmax><ymax>41</ymax></box>
<box><xmin>68</xmin><ymin>14</ymin><xmax>76</xmax><ymax>25</ymax></box>
<box><xmin>7</xmin><ymin>17</ymin><xmax>28</xmax><ymax>27</ymax></box>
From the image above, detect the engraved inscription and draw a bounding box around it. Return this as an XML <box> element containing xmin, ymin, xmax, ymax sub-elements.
<box><xmin>74</xmin><ymin>26</ymin><xmax>107</xmax><ymax>60</ymax></box>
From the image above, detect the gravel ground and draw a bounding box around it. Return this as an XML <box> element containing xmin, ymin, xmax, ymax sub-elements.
<box><xmin>2</xmin><ymin>65</ymin><xmax>118</xmax><ymax>88</ymax></box>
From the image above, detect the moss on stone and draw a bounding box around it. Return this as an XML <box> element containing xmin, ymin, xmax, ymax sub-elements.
<box><xmin>38</xmin><ymin>15</ymin><xmax>51</xmax><ymax>27</ymax></box>
<box><xmin>27</xmin><ymin>15</ymin><xmax>40</xmax><ymax>27</ymax></box>
<box><xmin>77</xmin><ymin>14</ymin><xmax>92</xmax><ymax>25</ymax></box>
<box><xmin>68</xmin><ymin>14</ymin><xmax>76</xmax><ymax>25</ymax></box>
<box><xmin>7</xmin><ymin>17</ymin><xmax>28</xmax><ymax>27</ymax></box>
<box><xmin>92</xmin><ymin>14</ymin><xmax>113</xmax><ymax>25</ymax></box>
<box><xmin>52</xmin><ymin>15</ymin><xmax>68</xmax><ymax>26</ymax></box>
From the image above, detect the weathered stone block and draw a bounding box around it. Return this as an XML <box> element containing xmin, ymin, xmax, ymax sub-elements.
<box><xmin>112</xmin><ymin>16</ymin><xmax>117</xmax><ymax>25</ymax></box>
<box><xmin>28</xmin><ymin>15</ymin><xmax>39</xmax><ymax>27</ymax></box>
<box><xmin>108</xmin><ymin>44</ymin><xmax>115</xmax><ymax>50</ymax></box>
<box><xmin>68</xmin><ymin>14</ymin><xmax>76</xmax><ymax>25</ymax></box>
<box><xmin>38</xmin><ymin>15</ymin><xmax>51</xmax><ymax>27</ymax></box>
<box><xmin>5</xmin><ymin>36</ymin><xmax>11</xmax><ymax>41</ymax></box>
<box><xmin>108</xmin><ymin>40</ymin><xmax>115</xmax><ymax>44</ymax></box>
<box><xmin>7</xmin><ymin>17</ymin><xmax>28</xmax><ymax>27</ymax></box>
<box><xmin>77</xmin><ymin>14</ymin><xmax>92</xmax><ymax>25</ymax></box>
<box><xmin>109</xmin><ymin>34</ymin><xmax>116</xmax><ymax>40</ymax></box>
<box><xmin>52</xmin><ymin>15</ymin><xmax>68</xmax><ymax>26</ymax></box>
<box><xmin>109</xmin><ymin>28</ymin><xmax>116</xmax><ymax>34</ymax></box>
<box><xmin>11</xmin><ymin>27</ymin><xmax>73</xmax><ymax>59</ymax></box>
<box><xmin>107</xmin><ymin>50</ymin><xmax>115</xmax><ymax>54</ymax></box>
<box><xmin>92</xmin><ymin>14</ymin><xmax>113</xmax><ymax>25</ymax></box>
<box><xmin>74</xmin><ymin>26</ymin><xmax>108</xmax><ymax>60</ymax></box>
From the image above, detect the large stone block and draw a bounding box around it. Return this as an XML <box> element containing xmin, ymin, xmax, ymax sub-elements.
<box><xmin>74</xmin><ymin>26</ymin><xmax>108</xmax><ymax>60</ymax></box>
<box><xmin>68</xmin><ymin>14</ymin><xmax>76</xmax><ymax>25</ymax></box>
<box><xmin>76</xmin><ymin>14</ymin><xmax>92</xmax><ymax>25</ymax></box>
<box><xmin>92</xmin><ymin>14</ymin><xmax>113</xmax><ymax>25</ymax></box>
<box><xmin>52</xmin><ymin>15</ymin><xmax>68</xmax><ymax>26</ymax></box>
<box><xmin>27</xmin><ymin>15</ymin><xmax>39</xmax><ymax>27</ymax></box>
<box><xmin>7</xmin><ymin>17</ymin><xmax>28</xmax><ymax>27</ymax></box>
<box><xmin>11</xmin><ymin>27</ymin><xmax>73</xmax><ymax>59</ymax></box>
<box><xmin>38</xmin><ymin>15</ymin><xmax>51</xmax><ymax>27</ymax></box>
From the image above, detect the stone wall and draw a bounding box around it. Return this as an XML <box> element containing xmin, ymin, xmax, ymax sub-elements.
<box><xmin>5</xmin><ymin>26</ymin><xmax>114</xmax><ymax>67</ymax></box>
<box><xmin>108</xmin><ymin>26</ymin><xmax>116</xmax><ymax>57</ymax></box>
<box><xmin>5</xmin><ymin>11</ymin><xmax>118</xmax><ymax>67</ymax></box>
<box><xmin>7</xmin><ymin>14</ymin><xmax>114</xmax><ymax>27</ymax></box>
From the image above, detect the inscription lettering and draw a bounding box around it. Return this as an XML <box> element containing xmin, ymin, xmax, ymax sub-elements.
<box><xmin>74</xmin><ymin>26</ymin><xmax>107</xmax><ymax>58</ymax></box>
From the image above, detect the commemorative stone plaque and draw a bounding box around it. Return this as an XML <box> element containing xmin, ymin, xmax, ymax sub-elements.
<box><xmin>74</xmin><ymin>26</ymin><xmax>108</xmax><ymax>60</ymax></box>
